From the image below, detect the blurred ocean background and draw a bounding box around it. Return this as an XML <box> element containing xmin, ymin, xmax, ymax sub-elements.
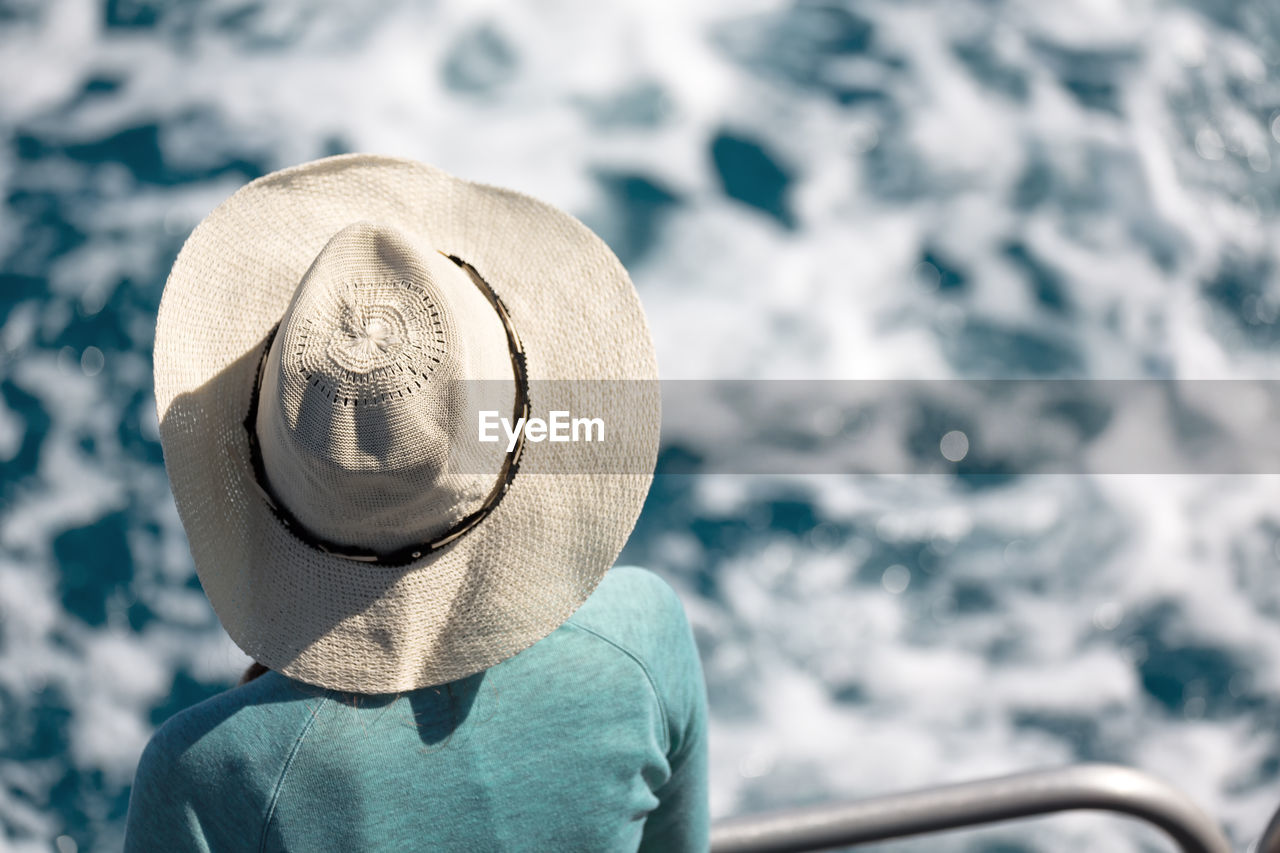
<box><xmin>4</xmin><ymin>0</ymin><xmax>1280</xmax><ymax>850</ymax></box>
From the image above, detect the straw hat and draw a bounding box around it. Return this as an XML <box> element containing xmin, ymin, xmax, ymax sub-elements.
<box><xmin>154</xmin><ymin>154</ymin><xmax>660</xmax><ymax>693</ymax></box>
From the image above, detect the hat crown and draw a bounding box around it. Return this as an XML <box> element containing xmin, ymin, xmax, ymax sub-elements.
<box><xmin>255</xmin><ymin>222</ymin><xmax>514</xmax><ymax>554</ymax></box>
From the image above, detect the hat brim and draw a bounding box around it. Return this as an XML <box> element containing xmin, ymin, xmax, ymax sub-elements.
<box><xmin>155</xmin><ymin>154</ymin><xmax>659</xmax><ymax>692</ymax></box>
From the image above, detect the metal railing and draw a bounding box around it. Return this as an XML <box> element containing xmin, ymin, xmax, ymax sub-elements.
<box><xmin>1258</xmin><ymin>798</ymin><xmax>1280</xmax><ymax>853</ymax></box>
<box><xmin>710</xmin><ymin>764</ymin><xmax>1233</xmax><ymax>853</ymax></box>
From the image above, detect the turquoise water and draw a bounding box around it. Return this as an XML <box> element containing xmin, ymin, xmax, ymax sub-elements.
<box><xmin>4</xmin><ymin>1</ymin><xmax>1280</xmax><ymax>850</ymax></box>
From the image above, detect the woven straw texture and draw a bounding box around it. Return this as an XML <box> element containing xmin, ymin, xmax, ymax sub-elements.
<box><xmin>255</xmin><ymin>222</ymin><xmax>515</xmax><ymax>553</ymax></box>
<box><xmin>154</xmin><ymin>154</ymin><xmax>659</xmax><ymax>693</ymax></box>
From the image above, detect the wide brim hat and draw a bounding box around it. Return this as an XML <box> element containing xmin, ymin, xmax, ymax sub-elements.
<box><xmin>155</xmin><ymin>153</ymin><xmax>659</xmax><ymax>693</ymax></box>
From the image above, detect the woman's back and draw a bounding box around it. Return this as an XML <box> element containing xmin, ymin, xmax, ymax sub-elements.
<box><xmin>124</xmin><ymin>567</ymin><xmax>708</xmax><ymax>852</ymax></box>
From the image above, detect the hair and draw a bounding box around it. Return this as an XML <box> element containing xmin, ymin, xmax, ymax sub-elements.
<box><xmin>236</xmin><ymin>660</ymin><xmax>403</xmax><ymax>710</ymax></box>
<box><xmin>239</xmin><ymin>661</ymin><xmax>270</xmax><ymax>685</ymax></box>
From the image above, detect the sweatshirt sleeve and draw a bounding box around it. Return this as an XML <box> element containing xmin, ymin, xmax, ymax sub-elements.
<box><xmin>635</xmin><ymin>572</ymin><xmax>711</xmax><ymax>853</ymax></box>
<box><xmin>124</xmin><ymin>726</ymin><xmax>217</xmax><ymax>853</ymax></box>
<box><xmin>123</xmin><ymin>685</ymin><xmax>289</xmax><ymax>853</ymax></box>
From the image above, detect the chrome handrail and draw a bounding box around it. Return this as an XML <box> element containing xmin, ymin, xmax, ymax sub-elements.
<box><xmin>1258</xmin><ymin>798</ymin><xmax>1280</xmax><ymax>853</ymax></box>
<box><xmin>710</xmin><ymin>763</ymin><xmax>1232</xmax><ymax>853</ymax></box>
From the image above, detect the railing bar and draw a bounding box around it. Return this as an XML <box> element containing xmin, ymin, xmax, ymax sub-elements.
<box><xmin>709</xmin><ymin>763</ymin><xmax>1233</xmax><ymax>853</ymax></box>
<box><xmin>1257</xmin><ymin>798</ymin><xmax>1280</xmax><ymax>853</ymax></box>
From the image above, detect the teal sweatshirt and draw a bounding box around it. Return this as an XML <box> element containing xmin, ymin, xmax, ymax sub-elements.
<box><xmin>124</xmin><ymin>566</ymin><xmax>709</xmax><ymax>852</ymax></box>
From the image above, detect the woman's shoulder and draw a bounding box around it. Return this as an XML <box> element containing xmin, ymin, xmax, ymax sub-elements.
<box><xmin>127</xmin><ymin>672</ymin><xmax>330</xmax><ymax>848</ymax></box>
<box><xmin>565</xmin><ymin>566</ymin><xmax>700</xmax><ymax>676</ymax></box>
<box><xmin>562</xmin><ymin>566</ymin><xmax>705</xmax><ymax>757</ymax></box>
<box><xmin>137</xmin><ymin>669</ymin><xmax>325</xmax><ymax>781</ymax></box>
<box><xmin>579</xmin><ymin>564</ymin><xmax>686</xmax><ymax>613</ymax></box>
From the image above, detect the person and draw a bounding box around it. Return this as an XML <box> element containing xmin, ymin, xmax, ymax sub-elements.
<box><xmin>125</xmin><ymin>154</ymin><xmax>708</xmax><ymax>851</ymax></box>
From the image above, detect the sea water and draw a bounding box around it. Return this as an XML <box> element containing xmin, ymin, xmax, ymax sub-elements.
<box><xmin>3</xmin><ymin>1</ymin><xmax>1280</xmax><ymax>850</ymax></box>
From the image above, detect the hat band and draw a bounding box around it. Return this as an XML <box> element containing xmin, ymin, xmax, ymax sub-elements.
<box><xmin>241</xmin><ymin>253</ymin><xmax>530</xmax><ymax>567</ymax></box>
